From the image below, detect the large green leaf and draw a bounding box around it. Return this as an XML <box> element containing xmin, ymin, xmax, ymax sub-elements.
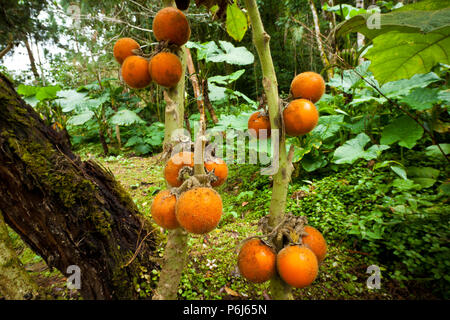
<box><xmin>56</xmin><ymin>89</ymin><xmax>88</xmax><ymax>113</ymax></box>
<box><xmin>67</xmin><ymin>110</ymin><xmax>95</xmax><ymax>126</ymax></box>
<box><xmin>380</xmin><ymin>72</ymin><xmax>441</xmax><ymax>98</ymax></box>
<box><xmin>17</xmin><ymin>84</ymin><xmax>39</xmax><ymax>97</ymax></box>
<box><xmin>187</xmin><ymin>40</ymin><xmax>254</xmax><ymax>65</ymax></box>
<box><xmin>336</xmin><ymin>5</ymin><xmax>450</xmax><ymax>40</ymax></box>
<box><xmin>226</xmin><ymin>2</ymin><xmax>248</xmax><ymax>42</ymax></box>
<box><xmin>380</xmin><ymin>116</ymin><xmax>424</xmax><ymax>149</ymax></box>
<box><xmin>110</xmin><ymin>109</ymin><xmax>145</xmax><ymax>126</ymax></box>
<box><xmin>399</xmin><ymin>87</ymin><xmax>440</xmax><ymax>110</ymax></box>
<box><xmin>407</xmin><ymin>166</ymin><xmax>440</xmax><ymax>188</ymax></box>
<box><xmin>364</xmin><ymin>29</ymin><xmax>450</xmax><ymax>84</ymax></box>
<box><xmin>333</xmin><ymin>133</ymin><xmax>389</xmax><ymax>164</ymax></box>
<box><xmin>208</xmin><ymin>41</ymin><xmax>254</xmax><ymax>65</ymax></box>
<box><xmin>425</xmin><ymin>143</ymin><xmax>450</xmax><ymax>159</ymax></box>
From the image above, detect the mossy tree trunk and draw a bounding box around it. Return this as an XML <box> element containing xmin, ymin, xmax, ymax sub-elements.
<box><xmin>153</xmin><ymin>0</ymin><xmax>189</xmax><ymax>301</ymax></box>
<box><xmin>0</xmin><ymin>211</ymin><xmax>39</xmax><ymax>300</ymax></box>
<box><xmin>0</xmin><ymin>73</ymin><xmax>157</xmax><ymax>300</ymax></box>
<box><xmin>244</xmin><ymin>0</ymin><xmax>294</xmax><ymax>300</ymax></box>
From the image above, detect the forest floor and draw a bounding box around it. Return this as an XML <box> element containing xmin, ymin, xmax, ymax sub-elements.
<box><xmin>9</xmin><ymin>153</ymin><xmax>440</xmax><ymax>300</ymax></box>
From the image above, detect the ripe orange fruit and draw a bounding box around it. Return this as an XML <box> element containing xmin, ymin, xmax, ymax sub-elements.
<box><xmin>283</xmin><ymin>99</ymin><xmax>319</xmax><ymax>136</ymax></box>
<box><xmin>121</xmin><ymin>56</ymin><xmax>152</xmax><ymax>89</ymax></box>
<box><xmin>113</xmin><ymin>37</ymin><xmax>140</xmax><ymax>64</ymax></box>
<box><xmin>302</xmin><ymin>226</ymin><xmax>327</xmax><ymax>263</ymax></box>
<box><xmin>148</xmin><ymin>52</ymin><xmax>182</xmax><ymax>88</ymax></box>
<box><xmin>276</xmin><ymin>245</ymin><xmax>318</xmax><ymax>288</ymax></box>
<box><xmin>248</xmin><ymin>111</ymin><xmax>271</xmax><ymax>139</ymax></box>
<box><xmin>204</xmin><ymin>158</ymin><xmax>228</xmax><ymax>187</ymax></box>
<box><xmin>152</xmin><ymin>7</ymin><xmax>191</xmax><ymax>46</ymax></box>
<box><xmin>238</xmin><ymin>239</ymin><xmax>276</xmax><ymax>283</ymax></box>
<box><xmin>176</xmin><ymin>187</ymin><xmax>223</xmax><ymax>234</ymax></box>
<box><xmin>164</xmin><ymin>151</ymin><xmax>194</xmax><ymax>187</ymax></box>
<box><xmin>150</xmin><ymin>190</ymin><xmax>179</xmax><ymax>229</ymax></box>
<box><xmin>290</xmin><ymin>71</ymin><xmax>325</xmax><ymax>103</ymax></box>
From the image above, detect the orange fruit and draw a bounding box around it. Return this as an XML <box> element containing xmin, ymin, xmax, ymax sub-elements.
<box><xmin>113</xmin><ymin>37</ymin><xmax>140</xmax><ymax>64</ymax></box>
<box><xmin>204</xmin><ymin>158</ymin><xmax>228</xmax><ymax>187</ymax></box>
<box><xmin>150</xmin><ymin>190</ymin><xmax>179</xmax><ymax>229</ymax></box>
<box><xmin>164</xmin><ymin>151</ymin><xmax>194</xmax><ymax>187</ymax></box>
<box><xmin>176</xmin><ymin>187</ymin><xmax>223</xmax><ymax>234</ymax></box>
<box><xmin>238</xmin><ymin>239</ymin><xmax>276</xmax><ymax>283</ymax></box>
<box><xmin>248</xmin><ymin>111</ymin><xmax>271</xmax><ymax>139</ymax></box>
<box><xmin>121</xmin><ymin>56</ymin><xmax>152</xmax><ymax>89</ymax></box>
<box><xmin>152</xmin><ymin>7</ymin><xmax>191</xmax><ymax>46</ymax></box>
<box><xmin>290</xmin><ymin>71</ymin><xmax>325</xmax><ymax>103</ymax></box>
<box><xmin>283</xmin><ymin>99</ymin><xmax>319</xmax><ymax>136</ymax></box>
<box><xmin>149</xmin><ymin>52</ymin><xmax>182</xmax><ymax>88</ymax></box>
<box><xmin>302</xmin><ymin>226</ymin><xmax>327</xmax><ymax>263</ymax></box>
<box><xmin>276</xmin><ymin>245</ymin><xmax>318</xmax><ymax>288</ymax></box>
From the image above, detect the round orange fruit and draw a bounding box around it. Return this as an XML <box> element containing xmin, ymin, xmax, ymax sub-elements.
<box><xmin>277</xmin><ymin>245</ymin><xmax>318</xmax><ymax>288</ymax></box>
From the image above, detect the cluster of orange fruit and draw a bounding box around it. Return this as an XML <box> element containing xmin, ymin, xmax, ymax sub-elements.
<box><xmin>113</xmin><ymin>7</ymin><xmax>191</xmax><ymax>89</ymax></box>
<box><xmin>151</xmin><ymin>152</ymin><xmax>228</xmax><ymax>234</ymax></box>
<box><xmin>238</xmin><ymin>226</ymin><xmax>327</xmax><ymax>288</ymax></box>
<box><xmin>248</xmin><ymin>71</ymin><xmax>325</xmax><ymax>137</ymax></box>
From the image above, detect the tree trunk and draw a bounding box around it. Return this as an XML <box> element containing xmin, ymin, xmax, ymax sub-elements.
<box><xmin>185</xmin><ymin>48</ymin><xmax>218</xmax><ymax>124</ymax></box>
<box><xmin>308</xmin><ymin>0</ymin><xmax>334</xmax><ymax>80</ymax></box>
<box><xmin>0</xmin><ymin>211</ymin><xmax>40</xmax><ymax>300</ymax></box>
<box><xmin>0</xmin><ymin>73</ymin><xmax>157</xmax><ymax>300</ymax></box>
<box><xmin>356</xmin><ymin>0</ymin><xmax>365</xmax><ymax>64</ymax></box>
<box><xmin>0</xmin><ymin>41</ymin><xmax>13</xmax><ymax>60</ymax></box>
<box><xmin>23</xmin><ymin>36</ymin><xmax>40</xmax><ymax>82</ymax></box>
<box><xmin>153</xmin><ymin>0</ymin><xmax>189</xmax><ymax>301</ymax></box>
<box><xmin>244</xmin><ymin>0</ymin><xmax>295</xmax><ymax>300</ymax></box>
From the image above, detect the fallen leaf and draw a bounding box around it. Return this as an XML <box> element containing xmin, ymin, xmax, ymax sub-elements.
<box><xmin>224</xmin><ymin>286</ymin><xmax>240</xmax><ymax>297</ymax></box>
<box><xmin>242</xmin><ymin>202</ymin><xmax>248</xmax><ymax>207</ymax></box>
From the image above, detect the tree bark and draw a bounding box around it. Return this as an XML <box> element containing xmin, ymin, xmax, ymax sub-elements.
<box><xmin>0</xmin><ymin>73</ymin><xmax>157</xmax><ymax>300</ymax></box>
<box><xmin>244</xmin><ymin>0</ymin><xmax>294</xmax><ymax>300</ymax></box>
<box><xmin>0</xmin><ymin>211</ymin><xmax>39</xmax><ymax>300</ymax></box>
<box><xmin>153</xmin><ymin>0</ymin><xmax>189</xmax><ymax>301</ymax></box>
<box><xmin>356</xmin><ymin>0</ymin><xmax>365</xmax><ymax>64</ymax></box>
<box><xmin>23</xmin><ymin>36</ymin><xmax>40</xmax><ymax>82</ymax></box>
<box><xmin>185</xmin><ymin>48</ymin><xmax>218</xmax><ymax>124</ymax></box>
<box><xmin>0</xmin><ymin>42</ymin><xmax>13</xmax><ymax>60</ymax></box>
<box><xmin>308</xmin><ymin>0</ymin><xmax>334</xmax><ymax>80</ymax></box>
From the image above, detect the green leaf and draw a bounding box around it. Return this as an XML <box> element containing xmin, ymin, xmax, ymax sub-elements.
<box><xmin>327</xmin><ymin>61</ymin><xmax>371</xmax><ymax>93</ymax></box>
<box><xmin>110</xmin><ymin>109</ymin><xmax>145</xmax><ymax>126</ymax></box>
<box><xmin>67</xmin><ymin>110</ymin><xmax>95</xmax><ymax>126</ymax></box>
<box><xmin>365</xmin><ymin>29</ymin><xmax>450</xmax><ymax>85</ymax></box>
<box><xmin>425</xmin><ymin>143</ymin><xmax>450</xmax><ymax>159</ymax></box>
<box><xmin>208</xmin><ymin>69</ymin><xmax>245</xmax><ymax>85</ymax></box>
<box><xmin>302</xmin><ymin>153</ymin><xmax>327</xmax><ymax>172</ymax></box>
<box><xmin>56</xmin><ymin>89</ymin><xmax>88</xmax><ymax>113</ymax></box>
<box><xmin>35</xmin><ymin>85</ymin><xmax>61</xmax><ymax>101</ymax></box>
<box><xmin>208</xmin><ymin>41</ymin><xmax>254</xmax><ymax>65</ymax></box>
<box><xmin>399</xmin><ymin>87</ymin><xmax>439</xmax><ymax>110</ymax></box>
<box><xmin>391</xmin><ymin>166</ymin><xmax>407</xmax><ymax>180</ymax></box>
<box><xmin>333</xmin><ymin>133</ymin><xmax>389</xmax><ymax>164</ymax></box>
<box><xmin>17</xmin><ymin>84</ymin><xmax>39</xmax><ymax>97</ymax></box>
<box><xmin>208</xmin><ymin>83</ymin><xmax>227</xmax><ymax>101</ymax></box>
<box><xmin>336</xmin><ymin>5</ymin><xmax>450</xmax><ymax>40</ymax></box>
<box><xmin>380</xmin><ymin>116</ymin><xmax>424</xmax><ymax>149</ymax></box>
<box><xmin>407</xmin><ymin>166</ymin><xmax>440</xmax><ymax>179</ymax></box>
<box><xmin>438</xmin><ymin>89</ymin><xmax>450</xmax><ymax>104</ymax></box>
<box><xmin>380</xmin><ymin>72</ymin><xmax>441</xmax><ymax>98</ymax></box>
<box><xmin>124</xmin><ymin>136</ymin><xmax>144</xmax><ymax>147</ymax></box>
<box><xmin>226</xmin><ymin>2</ymin><xmax>248</xmax><ymax>42</ymax></box>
